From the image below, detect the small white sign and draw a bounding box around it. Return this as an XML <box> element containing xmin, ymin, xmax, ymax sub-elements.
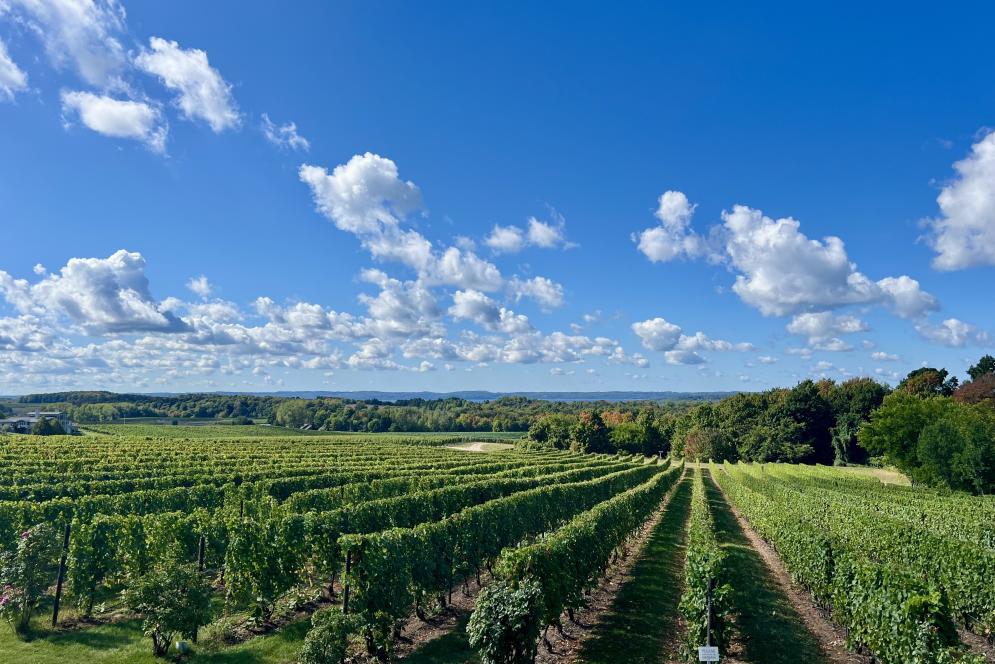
<box><xmin>698</xmin><ymin>645</ymin><xmax>720</xmax><ymax>662</ymax></box>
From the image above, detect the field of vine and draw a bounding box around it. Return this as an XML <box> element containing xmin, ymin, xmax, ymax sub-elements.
<box><xmin>1</xmin><ymin>427</ymin><xmax>993</xmax><ymax>664</ymax></box>
<box><xmin>0</xmin><ymin>428</ymin><xmax>677</xmax><ymax>663</ymax></box>
<box><xmin>713</xmin><ymin>462</ymin><xmax>994</xmax><ymax>663</ymax></box>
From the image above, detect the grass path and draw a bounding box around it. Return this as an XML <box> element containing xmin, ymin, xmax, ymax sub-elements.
<box><xmin>575</xmin><ymin>475</ymin><xmax>692</xmax><ymax>664</ymax></box>
<box><xmin>404</xmin><ymin>615</ymin><xmax>480</xmax><ymax>664</ymax></box>
<box><xmin>703</xmin><ymin>471</ymin><xmax>829</xmax><ymax>664</ymax></box>
<box><xmin>0</xmin><ymin>616</ymin><xmax>309</xmax><ymax>664</ymax></box>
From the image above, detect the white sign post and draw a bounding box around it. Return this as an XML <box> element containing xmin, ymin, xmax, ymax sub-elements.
<box><xmin>698</xmin><ymin>645</ymin><xmax>720</xmax><ymax>662</ymax></box>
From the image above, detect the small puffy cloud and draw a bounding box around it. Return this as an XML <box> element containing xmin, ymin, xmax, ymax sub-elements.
<box><xmin>60</xmin><ymin>90</ymin><xmax>167</xmax><ymax>153</ymax></box>
<box><xmin>632</xmin><ymin>316</ymin><xmax>752</xmax><ymax>364</ymax></box>
<box><xmin>926</xmin><ymin>130</ymin><xmax>995</xmax><ymax>270</ymax></box>
<box><xmin>634</xmin><ymin>190</ymin><xmax>706</xmax><ymax>262</ymax></box>
<box><xmin>32</xmin><ymin>264</ymin><xmax>47</xmax><ymax>276</ymax></box>
<box><xmin>758</xmin><ymin>355</ymin><xmax>777</xmax><ymax>365</ymax></box>
<box><xmin>425</xmin><ymin>247</ymin><xmax>503</xmax><ymax>291</ymax></box>
<box><xmin>484</xmin><ymin>212</ymin><xmax>572</xmax><ymax>253</ymax></box>
<box><xmin>607</xmin><ymin>346</ymin><xmax>650</xmax><ymax>368</ymax></box>
<box><xmin>135</xmin><ymin>37</ymin><xmax>240</xmax><ymax>132</ymax></box>
<box><xmin>186</xmin><ymin>275</ymin><xmax>212</xmax><ymax>298</ymax></box>
<box><xmin>871</xmin><ymin>351</ymin><xmax>899</xmax><ymax>361</ymax></box>
<box><xmin>655</xmin><ymin>190</ymin><xmax>696</xmax><ymax>227</ymax></box>
<box><xmin>0</xmin><ymin>38</ymin><xmax>28</xmax><ymax>100</ymax></box>
<box><xmin>6</xmin><ymin>0</ymin><xmax>127</xmax><ymax>88</ymax></box>
<box><xmin>876</xmin><ymin>276</ymin><xmax>938</xmax><ymax>319</ymax></box>
<box><xmin>675</xmin><ymin>331</ymin><xmax>754</xmax><ymax>352</ymax></box>
<box><xmin>448</xmin><ymin>290</ymin><xmax>531</xmax><ymax>334</ymax></box>
<box><xmin>632</xmin><ymin>317</ymin><xmax>682</xmax><ymax>351</ymax></box>
<box><xmin>635</xmin><ymin>226</ymin><xmax>702</xmax><ymax>263</ymax></box>
<box><xmin>914</xmin><ymin>318</ymin><xmax>989</xmax><ymax>347</ymax></box>
<box><xmin>631</xmin><ymin>317</ymin><xmax>753</xmax><ymax>353</ymax></box>
<box><xmin>526</xmin><ymin>214</ymin><xmax>569</xmax><ymax>248</ymax></box>
<box><xmin>484</xmin><ymin>225</ymin><xmax>525</xmax><ymax>253</ymax></box>
<box><xmin>811</xmin><ymin>338</ymin><xmax>853</xmax><ymax>352</ymax></box>
<box><xmin>260</xmin><ymin>113</ymin><xmax>309</xmax><ymax>151</ymax></box>
<box><xmin>664</xmin><ymin>349</ymin><xmax>705</xmax><ymax>365</ymax></box>
<box><xmin>786</xmin><ymin>312</ymin><xmax>867</xmax><ymax>345</ymax></box>
<box><xmin>299</xmin><ymin>153</ymin><xmax>423</xmax><ymax>236</ymax></box>
<box><xmin>508</xmin><ymin>276</ymin><xmax>564</xmax><ymax>309</ymax></box>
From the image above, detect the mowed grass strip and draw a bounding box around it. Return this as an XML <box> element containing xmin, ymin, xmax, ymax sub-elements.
<box><xmin>0</xmin><ymin>614</ymin><xmax>310</xmax><ymax>664</ymax></box>
<box><xmin>576</xmin><ymin>475</ymin><xmax>692</xmax><ymax>664</ymax></box>
<box><xmin>703</xmin><ymin>471</ymin><xmax>827</xmax><ymax>664</ymax></box>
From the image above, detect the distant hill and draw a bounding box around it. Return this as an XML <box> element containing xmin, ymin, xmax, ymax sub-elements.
<box><xmin>250</xmin><ymin>390</ymin><xmax>736</xmax><ymax>403</ymax></box>
<box><xmin>10</xmin><ymin>390</ymin><xmax>736</xmax><ymax>404</ymax></box>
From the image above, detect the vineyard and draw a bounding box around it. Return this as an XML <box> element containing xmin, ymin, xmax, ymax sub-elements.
<box><xmin>0</xmin><ymin>427</ymin><xmax>992</xmax><ymax>664</ymax></box>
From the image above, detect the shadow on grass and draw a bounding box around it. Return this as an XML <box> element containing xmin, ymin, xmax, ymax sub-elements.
<box><xmin>194</xmin><ymin>618</ymin><xmax>310</xmax><ymax>663</ymax></box>
<box><xmin>44</xmin><ymin>619</ymin><xmax>145</xmax><ymax>650</ymax></box>
<box><xmin>404</xmin><ymin>615</ymin><xmax>480</xmax><ymax>664</ymax></box>
<box><xmin>703</xmin><ymin>471</ymin><xmax>827</xmax><ymax>664</ymax></box>
<box><xmin>576</xmin><ymin>476</ymin><xmax>692</xmax><ymax>664</ymax></box>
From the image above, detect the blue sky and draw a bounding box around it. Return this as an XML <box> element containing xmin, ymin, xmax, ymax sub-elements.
<box><xmin>1</xmin><ymin>1</ymin><xmax>994</xmax><ymax>393</ymax></box>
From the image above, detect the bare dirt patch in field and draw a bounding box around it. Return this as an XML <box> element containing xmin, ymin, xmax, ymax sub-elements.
<box><xmin>446</xmin><ymin>442</ymin><xmax>514</xmax><ymax>452</ymax></box>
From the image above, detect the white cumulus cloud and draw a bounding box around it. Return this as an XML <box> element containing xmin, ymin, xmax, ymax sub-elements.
<box><xmin>60</xmin><ymin>90</ymin><xmax>167</xmax><ymax>152</ymax></box>
<box><xmin>634</xmin><ymin>190</ymin><xmax>707</xmax><ymax>262</ymax></box>
<box><xmin>484</xmin><ymin>212</ymin><xmax>572</xmax><ymax>253</ymax></box>
<box><xmin>914</xmin><ymin>318</ymin><xmax>989</xmax><ymax>348</ymax></box>
<box><xmin>186</xmin><ymin>275</ymin><xmax>211</xmax><ymax>298</ymax></box>
<box><xmin>786</xmin><ymin>312</ymin><xmax>867</xmax><ymax>346</ymax></box>
<box><xmin>448</xmin><ymin>290</ymin><xmax>531</xmax><ymax>334</ymax></box>
<box><xmin>484</xmin><ymin>225</ymin><xmax>525</xmax><ymax>253</ymax></box>
<box><xmin>631</xmin><ymin>316</ymin><xmax>752</xmax><ymax>364</ymax></box>
<box><xmin>632</xmin><ymin>317</ymin><xmax>684</xmax><ymax>351</ymax></box>
<box><xmin>926</xmin><ymin>129</ymin><xmax>995</xmax><ymax>270</ymax></box>
<box><xmin>5</xmin><ymin>0</ymin><xmax>127</xmax><ymax>88</ymax></box>
<box><xmin>0</xmin><ymin>38</ymin><xmax>28</xmax><ymax>100</ymax></box>
<box><xmin>135</xmin><ymin>36</ymin><xmax>240</xmax><ymax>132</ymax></box>
<box><xmin>300</xmin><ymin>153</ymin><xmax>504</xmax><ymax>291</ymax></box>
<box><xmin>0</xmin><ymin>249</ymin><xmax>187</xmax><ymax>334</ymax></box>
<box><xmin>508</xmin><ymin>276</ymin><xmax>564</xmax><ymax>309</ymax></box>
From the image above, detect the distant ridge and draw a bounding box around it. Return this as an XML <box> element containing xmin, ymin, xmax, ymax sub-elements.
<box><xmin>7</xmin><ymin>390</ymin><xmax>737</xmax><ymax>403</ymax></box>
<box><xmin>253</xmin><ymin>390</ymin><xmax>736</xmax><ymax>402</ymax></box>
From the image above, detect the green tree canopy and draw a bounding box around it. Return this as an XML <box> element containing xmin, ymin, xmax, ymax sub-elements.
<box><xmin>859</xmin><ymin>392</ymin><xmax>995</xmax><ymax>494</ymax></box>
<box><xmin>30</xmin><ymin>417</ymin><xmax>64</xmax><ymax>436</ymax></box>
<box><xmin>967</xmin><ymin>354</ymin><xmax>995</xmax><ymax>381</ymax></box>
<box><xmin>571</xmin><ymin>411</ymin><xmax>611</xmax><ymax>453</ymax></box>
<box><xmin>526</xmin><ymin>413</ymin><xmax>577</xmax><ymax>450</ymax></box>
<box><xmin>897</xmin><ymin>367</ymin><xmax>959</xmax><ymax>397</ymax></box>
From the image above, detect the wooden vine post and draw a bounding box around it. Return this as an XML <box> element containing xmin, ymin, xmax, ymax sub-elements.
<box><xmin>343</xmin><ymin>551</ymin><xmax>351</xmax><ymax>613</ymax></box>
<box><xmin>51</xmin><ymin>521</ymin><xmax>72</xmax><ymax>626</ymax></box>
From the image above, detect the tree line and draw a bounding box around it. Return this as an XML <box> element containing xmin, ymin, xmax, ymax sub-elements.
<box><xmin>526</xmin><ymin>355</ymin><xmax>995</xmax><ymax>494</ymax></box>
<box><xmin>12</xmin><ymin>392</ymin><xmax>701</xmax><ymax>433</ymax></box>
